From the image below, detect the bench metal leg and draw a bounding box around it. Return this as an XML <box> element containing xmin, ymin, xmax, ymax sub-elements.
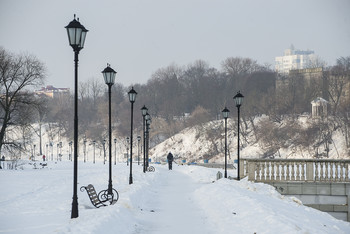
<box><xmin>98</xmin><ymin>188</ymin><xmax>119</xmax><ymax>205</ymax></box>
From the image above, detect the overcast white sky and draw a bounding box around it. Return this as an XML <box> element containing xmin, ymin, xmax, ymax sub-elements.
<box><xmin>1</xmin><ymin>0</ymin><xmax>350</xmax><ymax>89</ymax></box>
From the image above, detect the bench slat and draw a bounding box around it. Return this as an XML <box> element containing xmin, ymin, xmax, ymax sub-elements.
<box><xmin>80</xmin><ymin>184</ymin><xmax>107</xmax><ymax>208</ymax></box>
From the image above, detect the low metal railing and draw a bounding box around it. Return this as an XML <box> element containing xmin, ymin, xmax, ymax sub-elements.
<box><xmin>240</xmin><ymin>158</ymin><xmax>350</xmax><ymax>182</ymax></box>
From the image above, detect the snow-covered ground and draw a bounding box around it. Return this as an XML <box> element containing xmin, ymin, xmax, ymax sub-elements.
<box><xmin>1</xmin><ymin>160</ymin><xmax>350</xmax><ymax>234</ymax></box>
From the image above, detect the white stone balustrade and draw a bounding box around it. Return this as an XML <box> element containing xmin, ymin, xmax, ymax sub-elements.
<box><xmin>240</xmin><ymin>158</ymin><xmax>350</xmax><ymax>182</ymax></box>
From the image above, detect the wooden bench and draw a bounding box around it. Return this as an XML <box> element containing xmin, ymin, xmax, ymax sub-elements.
<box><xmin>80</xmin><ymin>184</ymin><xmax>107</xmax><ymax>208</ymax></box>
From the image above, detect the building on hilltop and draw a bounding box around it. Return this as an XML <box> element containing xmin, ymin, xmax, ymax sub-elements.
<box><xmin>275</xmin><ymin>45</ymin><xmax>317</xmax><ymax>74</ymax></box>
<box><xmin>276</xmin><ymin>67</ymin><xmax>327</xmax><ymax>99</ymax></box>
<box><xmin>35</xmin><ymin>85</ymin><xmax>70</xmax><ymax>98</ymax></box>
<box><xmin>275</xmin><ymin>67</ymin><xmax>329</xmax><ymax>115</ymax></box>
<box><xmin>289</xmin><ymin>67</ymin><xmax>328</xmax><ymax>100</ymax></box>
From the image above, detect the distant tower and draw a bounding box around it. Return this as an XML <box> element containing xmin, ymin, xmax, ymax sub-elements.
<box><xmin>275</xmin><ymin>45</ymin><xmax>316</xmax><ymax>74</ymax></box>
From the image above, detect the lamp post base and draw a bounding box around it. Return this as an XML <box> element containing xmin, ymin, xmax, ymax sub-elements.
<box><xmin>71</xmin><ymin>197</ymin><xmax>78</xmax><ymax>218</ymax></box>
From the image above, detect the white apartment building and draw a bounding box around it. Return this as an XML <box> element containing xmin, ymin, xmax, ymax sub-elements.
<box><xmin>275</xmin><ymin>45</ymin><xmax>316</xmax><ymax>74</ymax></box>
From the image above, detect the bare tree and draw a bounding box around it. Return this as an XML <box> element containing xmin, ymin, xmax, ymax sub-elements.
<box><xmin>46</xmin><ymin>93</ymin><xmax>73</xmax><ymax>139</ymax></box>
<box><xmin>328</xmin><ymin>57</ymin><xmax>350</xmax><ymax>115</ymax></box>
<box><xmin>331</xmin><ymin>57</ymin><xmax>350</xmax><ymax>151</ymax></box>
<box><xmin>186</xmin><ymin>105</ymin><xmax>212</xmax><ymax>127</ymax></box>
<box><xmin>15</xmin><ymin>99</ymin><xmax>36</xmax><ymax>153</ymax></box>
<box><xmin>32</xmin><ymin>95</ymin><xmax>49</xmax><ymax>155</ymax></box>
<box><xmin>336</xmin><ymin>101</ymin><xmax>350</xmax><ymax>150</ymax></box>
<box><xmin>0</xmin><ymin>48</ymin><xmax>46</xmax><ymax>156</ymax></box>
<box><xmin>221</xmin><ymin>57</ymin><xmax>262</xmax><ymax>76</ymax></box>
<box><xmin>144</xmin><ymin>64</ymin><xmax>184</xmax><ymax>119</ymax></box>
<box><xmin>306</xmin><ymin>55</ymin><xmax>327</xmax><ymax>69</ymax></box>
<box><xmin>89</xmin><ymin>78</ymin><xmax>104</xmax><ymax>106</ymax></box>
<box><xmin>256</xmin><ymin>118</ymin><xmax>300</xmax><ymax>158</ymax></box>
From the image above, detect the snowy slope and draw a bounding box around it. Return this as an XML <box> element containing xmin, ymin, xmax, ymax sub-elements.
<box><xmin>5</xmin><ymin>115</ymin><xmax>349</xmax><ymax>166</ymax></box>
<box><xmin>1</xmin><ymin>160</ymin><xmax>350</xmax><ymax>234</ymax></box>
<box><xmin>150</xmin><ymin>116</ymin><xmax>349</xmax><ymax>163</ymax></box>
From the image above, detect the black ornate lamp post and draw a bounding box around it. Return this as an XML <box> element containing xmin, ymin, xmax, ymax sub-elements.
<box><xmin>56</xmin><ymin>144</ymin><xmax>59</xmax><ymax>161</ymax></box>
<box><xmin>19</xmin><ymin>143</ymin><xmax>21</xmax><ymax>160</ymax></box>
<box><xmin>126</xmin><ymin>137</ymin><xmax>130</xmax><ymax>166</ymax></box>
<box><xmin>128</xmin><ymin>87</ymin><xmax>137</xmax><ymax>184</ymax></box>
<box><xmin>50</xmin><ymin>142</ymin><xmax>53</xmax><ymax>161</ymax></box>
<box><xmin>69</xmin><ymin>141</ymin><xmax>72</xmax><ymax>161</ymax></box>
<box><xmin>83</xmin><ymin>137</ymin><xmax>87</xmax><ymax>163</ymax></box>
<box><xmin>102</xmin><ymin>64</ymin><xmax>117</xmax><ymax>195</ymax></box>
<box><xmin>145</xmin><ymin>114</ymin><xmax>151</xmax><ymax>169</ymax></box>
<box><xmin>33</xmin><ymin>144</ymin><xmax>36</xmax><ymax>159</ymax></box>
<box><xmin>93</xmin><ymin>140</ymin><xmax>96</xmax><ymax>164</ymax></box>
<box><xmin>141</xmin><ymin>105</ymin><xmax>148</xmax><ymax>173</ymax></box>
<box><xmin>59</xmin><ymin>142</ymin><xmax>62</xmax><ymax>160</ymax></box>
<box><xmin>46</xmin><ymin>144</ymin><xmax>48</xmax><ymax>159</ymax></box>
<box><xmin>65</xmin><ymin>14</ymin><xmax>88</xmax><ymax>219</ymax></box>
<box><xmin>114</xmin><ymin>138</ymin><xmax>117</xmax><ymax>165</ymax></box>
<box><xmin>222</xmin><ymin>107</ymin><xmax>230</xmax><ymax>178</ymax></box>
<box><xmin>103</xmin><ymin>139</ymin><xmax>106</xmax><ymax>164</ymax></box>
<box><xmin>137</xmin><ymin>136</ymin><xmax>141</xmax><ymax>165</ymax></box>
<box><xmin>233</xmin><ymin>91</ymin><xmax>244</xmax><ymax>181</ymax></box>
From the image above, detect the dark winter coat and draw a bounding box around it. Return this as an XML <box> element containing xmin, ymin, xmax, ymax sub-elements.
<box><xmin>167</xmin><ymin>153</ymin><xmax>174</xmax><ymax>162</ymax></box>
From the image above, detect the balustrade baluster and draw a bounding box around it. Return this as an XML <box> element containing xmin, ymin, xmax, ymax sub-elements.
<box><xmin>262</xmin><ymin>162</ymin><xmax>266</xmax><ymax>181</ymax></box>
<box><xmin>320</xmin><ymin>162</ymin><xmax>324</xmax><ymax>181</ymax></box>
<box><xmin>291</xmin><ymin>163</ymin><xmax>295</xmax><ymax>181</ymax></box>
<box><xmin>271</xmin><ymin>162</ymin><xmax>275</xmax><ymax>181</ymax></box>
<box><xmin>276</xmin><ymin>162</ymin><xmax>280</xmax><ymax>181</ymax></box>
<box><xmin>335</xmin><ymin>162</ymin><xmax>340</xmax><ymax>182</ymax></box>
<box><xmin>296</xmin><ymin>162</ymin><xmax>300</xmax><ymax>181</ymax></box>
<box><xmin>281</xmin><ymin>163</ymin><xmax>285</xmax><ymax>181</ymax></box>
<box><xmin>324</xmin><ymin>162</ymin><xmax>328</xmax><ymax>181</ymax></box>
<box><xmin>300</xmin><ymin>163</ymin><xmax>306</xmax><ymax>180</ymax></box>
<box><xmin>300</xmin><ymin>162</ymin><xmax>304</xmax><ymax>181</ymax></box>
<box><xmin>346</xmin><ymin>163</ymin><xmax>349</xmax><ymax>181</ymax></box>
<box><xmin>245</xmin><ymin>160</ymin><xmax>249</xmax><ymax>176</ymax></box>
<box><xmin>266</xmin><ymin>162</ymin><xmax>270</xmax><ymax>181</ymax></box>
<box><xmin>286</xmin><ymin>163</ymin><xmax>290</xmax><ymax>181</ymax></box>
<box><xmin>344</xmin><ymin>162</ymin><xmax>347</xmax><ymax>181</ymax></box>
<box><xmin>315</xmin><ymin>162</ymin><xmax>319</xmax><ymax>181</ymax></box>
<box><xmin>330</xmin><ymin>162</ymin><xmax>334</xmax><ymax>181</ymax></box>
<box><xmin>340</xmin><ymin>162</ymin><xmax>344</xmax><ymax>182</ymax></box>
<box><xmin>242</xmin><ymin>160</ymin><xmax>245</xmax><ymax>177</ymax></box>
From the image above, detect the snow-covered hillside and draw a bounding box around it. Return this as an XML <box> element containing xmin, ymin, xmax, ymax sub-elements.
<box><xmin>3</xmin><ymin>115</ymin><xmax>349</xmax><ymax>165</ymax></box>
<box><xmin>150</xmin><ymin>116</ymin><xmax>349</xmax><ymax>163</ymax></box>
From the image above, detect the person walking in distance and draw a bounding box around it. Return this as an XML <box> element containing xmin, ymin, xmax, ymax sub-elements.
<box><xmin>167</xmin><ymin>152</ymin><xmax>174</xmax><ymax>170</ymax></box>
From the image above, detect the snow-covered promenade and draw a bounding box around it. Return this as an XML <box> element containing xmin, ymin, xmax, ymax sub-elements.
<box><xmin>1</xmin><ymin>161</ymin><xmax>350</xmax><ymax>233</ymax></box>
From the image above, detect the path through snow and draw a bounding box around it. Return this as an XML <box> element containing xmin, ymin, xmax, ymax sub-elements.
<box><xmin>135</xmin><ymin>166</ymin><xmax>215</xmax><ymax>234</ymax></box>
<box><xmin>1</xmin><ymin>161</ymin><xmax>350</xmax><ymax>233</ymax></box>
